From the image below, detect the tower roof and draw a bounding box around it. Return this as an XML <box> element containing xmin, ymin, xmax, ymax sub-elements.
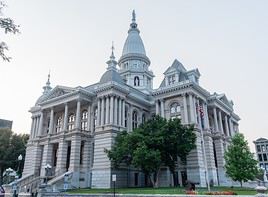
<box><xmin>122</xmin><ymin>10</ymin><xmax>146</xmax><ymax>56</ymax></box>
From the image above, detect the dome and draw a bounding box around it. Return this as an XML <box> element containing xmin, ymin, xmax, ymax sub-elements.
<box><xmin>99</xmin><ymin>69</ymin><xmax>125</xmax><ymax>85</ymax></box>
<box><xmin>122</xmin><ymin>29</ymin><xmax>146</xmax><ymax>56</ymax></box>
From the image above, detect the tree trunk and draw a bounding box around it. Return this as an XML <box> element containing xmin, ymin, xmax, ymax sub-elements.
<box><xmin>149</xmin><ymin>169</ymin><xmax>161</xmax><ymax>188</ymax></box>
<box><xmin>240</xmin><ymin>181</ymin><xmax>243</xmax><ymax>187</ymax></box>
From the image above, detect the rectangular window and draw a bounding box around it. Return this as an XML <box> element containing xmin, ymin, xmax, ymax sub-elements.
<box><xmin>264</xmin><ymin>154</ymin><xmax>267</xmax><ymax>161</ymax></box>
<box><xmin>257</xmin><ymin>145</ymin><xmax>261</xmax><ymax>152</ymax></box>
<box><xmin>262</xmin><ymin>145</ymin><xmax>266</xmax><ymax>152</ymax></box>
<box><xmin>259</xmin><ymin>154</ymin><xmax>263</xmax><ymax>162</ymax></box>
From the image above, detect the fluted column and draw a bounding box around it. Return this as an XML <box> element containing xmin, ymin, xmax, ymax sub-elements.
<box><xmin>189</xmin><ymin>94</ymin><xmax>195</xmax><ymax>123</ymax></box>
<box><xmin>105</xmin><ymin>96</ymin><xmax>109</xmax><ymax>125</ymax></box>
<box><xmin>63</xmin><ymin>103</ymin><xmax>68</xmax><ymax>131</ymax></box>
<box><xmin>110</xmin><ymin>96</ymin><xmax>114</xmax><ymax>124</ymax></box>
<box><xmin>76</xmin><ymin>100</ymin><xmax>81</xmax><ymax>129</ymax></box>
<box><xmin>38</xmin><ymin>111</ymin><xmax>44</xmax><ymax>136</ymax></box>
<box><xmin>193</xmin><ymin>96</ymin><xmax>197</xmax><ymax>124</ymax></box>
<box><xmin>224</xmin><ymin>115</ymin><xmax>229</xmax><ymax>136</ymax></box>
<box><xmin>155</xmin><ymin>100</ymin><xmax>159</xmax><ymax>115</ymax></box>
<box><xmin>87</xmin><ymin>104</ymin><xmax>91</xmax><ymax>131</ymax></box>
<box><xmin>183</xmin><ymin>94</ymin><xmax>188</xmax><ymax>124</ymax></box>
<box><xmin>203</xmin><ymin>103</ymin><xmax>209</xmax><ymax>130</ymax></box>
<box><xmin>160</xmin><ymin>99</ymin><xmax>165</xmax><ymax>118</ymax></box>
<box><xmin>218</xmin><ymin>110</ymin><xmax>223</xmax><ymax>134</ymax></box>
<box><xmin>101</xmin><ymin>97</ymin><xmax>105</xmax><ymax>126</ymax></box>
<box><xmin>30</xmin><ymin>117</ymin><xmax>34</xmax><ymax>139</ymax></box>
<box><xmin>114</xmin><ymin>96</ymin><xmax>118</xmax><ymax>125</ymax></box>
<box><xmin>97</xmin><ymin>98</ymin><xmax>101</xmax><ymax>126</ymax></box>
<box><xmin>119</xmin><ymin>98</ymin><xmax>122</xmax><ymax>126</ymax></box>
<box><xmin>213</xmin><ymin>107</ymin><xmax>219</xmax><ymax>132</ymax></box>
<box><xmin>48</xmin><ymin>108</ymin><xmax>54</xmax><ymax>134</ymax></box>
<box><xmin>229</xmin><ymin>117</ymin><xmax>234</xmax><ymax>136</ymax></box>
<box><xmin>122</xmin><ymin>100</ymin><xmax>126</xmax><ymax>127</ymax></box>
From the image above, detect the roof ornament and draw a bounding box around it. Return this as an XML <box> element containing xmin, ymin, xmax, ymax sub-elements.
<box><xmin>130</xmin><ymin>9</ymin><xmax>137</xmax><ymax>29</ymax></box>
<box><xmin>107</xmin><ymin>42</ymin><xmax>117</xmax><ymax>69</ymax></box>
<box><xmin>43</xmin><ymin>70</ymin><xmax>52</xmax><ymax>94</ymax></box>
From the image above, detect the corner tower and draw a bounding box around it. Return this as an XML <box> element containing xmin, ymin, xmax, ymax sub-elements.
<box><xmin>118</xmin><ymin>10</ymin><xmax>154</xmax><ymax>94</ymax></box>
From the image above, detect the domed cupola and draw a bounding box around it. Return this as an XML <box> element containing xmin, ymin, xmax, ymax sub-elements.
<box><xmin>118</xmin><ymin>10</ymin><xmax>154</xmax><ymax>94</ymax></box>
<box><xmin>35</xmin><ymin>73</ymin><xmax>52</xmax><ymax>105</ymax></box>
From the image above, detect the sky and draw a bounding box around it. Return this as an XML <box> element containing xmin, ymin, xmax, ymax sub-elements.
<box><xmin>0</xmin><ymin>0</ymin><xmax>268</xmax><ymax>151</ymax></box>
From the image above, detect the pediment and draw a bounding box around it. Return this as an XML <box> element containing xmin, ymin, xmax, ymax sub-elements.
<box><xmin>218</xmin><ymin>94</ymin><xmax>232</xmax><ymax>107</ymax></box>
<box><xmin>44</xmin><ymin>86</ymin><xmax>76</xmax><ymax>101</ymax></box>
<box><xmin>164</xmin><ymin>59</ymin><xmax>187</xmax><ymax>75</ymax></box>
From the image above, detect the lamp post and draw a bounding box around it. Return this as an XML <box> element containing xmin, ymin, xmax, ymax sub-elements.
<box><xmin>44</xmin><ymin>164</ymin><xmax>52</xmax><ymax>185</ymax></box>
<box><xmin>17</xmin><ymin>154</ymin><xmax>23</xmax><ymax>177</ymax></box>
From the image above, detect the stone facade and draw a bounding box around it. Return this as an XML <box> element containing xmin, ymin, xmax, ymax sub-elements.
<box><xmin>21</xmin><ymin>11</ymin><xmax>240</xmax><ymax>191</ymax></box>
<box><xmin>254</xmin><ymin>138</ymin><xmax>268</xmax><ymax>172</ymax></box>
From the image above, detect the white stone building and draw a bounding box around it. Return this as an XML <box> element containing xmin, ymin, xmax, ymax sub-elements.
<box><xmin>21</xmin><ymin>11</ymin><xmax>240</xmax><ymax>191</ymax></box>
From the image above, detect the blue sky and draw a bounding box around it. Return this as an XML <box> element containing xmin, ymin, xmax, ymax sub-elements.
<box><xmin>1</xmin><ymin>0</ymin><xmax>268</xmax><ymax>151</ymax></box>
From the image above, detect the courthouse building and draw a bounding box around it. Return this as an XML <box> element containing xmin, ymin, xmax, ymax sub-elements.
<box><xmin>21</xmin><ymin>11</ymin><xmax>240</xmax><ymax>190</ymax></box>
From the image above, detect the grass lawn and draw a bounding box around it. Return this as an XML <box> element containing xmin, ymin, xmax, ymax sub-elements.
<box><xmin>68</xmin><ymin>186</ymin><xmax>265</xmax><ymax>195</ymax></box>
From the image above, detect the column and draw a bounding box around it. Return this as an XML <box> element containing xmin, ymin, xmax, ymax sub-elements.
<box><xmin>82</xmin><ymin>140</ymin><xmax>91</xmax><ymax>172</ymax></box>
<box><xmin>189</xmin><ymin>94</ymin><xmax>194</xmax><ymax>123</ymax></box>
<box><xmin>69</xmin><ymin>135</ymin><xmax>81</xmax><ymax>171</ymax></box>
<box><xmin>218</xmin><ymin>110</ymin><xmax>223</xmax><ymax>134</ymax></box>
<box><xmin>122</xmin><ymin>100</ymin><xmax>126</xmax><ymax>127</ymax></box>
<box><xmin>203</xmin><ymin>103</ymin><xmax>210</xmax><ymax>130</ymax></box>
<box><xmin>97</xmin><ymin>98</ymin><xmax>101</xmax><ymax>126</ymax></box>
<box><xmin>56</xmin><ymin>138</ymin><xmax>68</xmax><ymax>175</ymax></box>
<box><xmin>105</xmin><ymin>96</ymin><xmax>109</xmax><ymax>125</ymax></box>
<box><xmin>114</xmin><ymin>96</ymin><xmax>118</xmax><ymax>125</ymax></box>
<box><xmin>213</xmin><ymin>107</ymin><xmax>219</xmax><ymax>132</ymax></box>
<box><xmin>229</xmin><ymin>118</ymin><xmax>234</xmax><ymax>136</ymax></box>
<box><xmin>224</xmin><ymin>115</ymin><xmax>230</xmax><ymax>136</ymax></box>
<box><xmin>101</xmin><ymin>97</ymin><xmax>105</xmax><ymax>126</ymax></box>
<box><xmin>75</xmin><ymin>100</ymin><xmax>81</xmax><ymax>129</ymax></box>
<box><xmin>35</xmin><ymin>117</ymin><xmax>40</xmax><ymax>138</ymax></box>
<box><xmin>183</xmin><ymin>94</ymin><xmax>188</xmax><ymax>124</ymax></box>
<box><xmin>193</xmin><ymin>96</ymin><xmax>197</xmax><ymax>124</ymax></box>
<box><xmin>87</xmin><ymin>104</ymin><xmax>91</xmax><ymax>131</ymax></box>
<box><xmin>129</xmin><ymin>104</ymin><xmax>132</xmax><ymax>131</ymax></box>
<box><xmin>63</xmin><ymin>103</ymin><xmax>68</xmax><ymax>131</ymax></box>
<box><xmin>48</xmin><ymin>108</ymin><xmax>54</xmax><ymax>134</ymax></box>
<box><xmin>160</xmin><ymin>100</ymin><xmax>165</xmax><ymax>118</ymax></box>
<box><xmin>38</xmin><ymin>111</ymin><xmax>44</xmax><ymax>136</ymax></box>
<box><xmin>118</xmin><ymin>98</ymin><xmax>122</xmax><ymax>126</ymax></box>
<box><xmin>155</xmin><ymin>100</ymin><xmax>159</xmax><ymax>115</ymax></box>
<box><xmin>30</xmin><ymin>117</ymin><xmax>34</xmax><ymax>139</ymax></box>
<box><xmin>110</xmin><ymin>96</ymin><xmax>114</xmax><ymax>124</ymax></box>
<box><xmin>31</xmin><ymin>117</ymin><xmax>36</xmax><ymax>138</ymax></box>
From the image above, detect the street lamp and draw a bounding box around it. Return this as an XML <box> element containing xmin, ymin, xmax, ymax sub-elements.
<box><xmin>17</xmin><ymin>154</ymin><xmax>23</xmax><ymax>177</ymax></box>
<box><xmin>44</xmin><ymin>164</ymin><xmax>52</xmax><ymax>184</ymax></box>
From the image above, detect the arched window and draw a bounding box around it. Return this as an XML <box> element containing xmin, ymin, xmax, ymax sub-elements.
<box><xmin>170</xmin><ymin>103</ymin><xmax>181</xmax><ymax>120</ymax></box>
<box><xmin>134</xmin><ymin>76</ymin><xmax>140</xmax><ymax>86</ymax></box>
<box><xmin>68</xmin><ymin>114</ymin><xmax>75</xmax><ymax>131</ymax></box>
<box><xmin>81</xmin><ymin>110</ymin><xmax>88</xmax><ymax>131</ymax></box>
<box><xmin>142</xmin><ymin>114</ymin><xmax>146</xmax><ymax>124</ymax></box>
<box><xmin>132</xmin><ymin>111</ymin><xmax>138</xmax><ymax>129</ymax></box>
<box><xmin>56</xmin><ymin>116</ymin><xmax>63</xmax><ymax>133</ymax></box>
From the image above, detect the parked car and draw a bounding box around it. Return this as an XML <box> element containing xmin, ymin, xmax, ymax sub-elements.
<box><xmin>0</xmin><ymin>185</ymin><xmax>5</xmax><ymax>197</ymax></box>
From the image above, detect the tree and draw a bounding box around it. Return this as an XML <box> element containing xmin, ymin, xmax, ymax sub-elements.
<box><xmin>0</xmin><ymin>1</ymin><xmax>20</xmax><ymax>61</ymax></box>
<box><xmin>106</xmin><ymin>115</ymin><xmax>196</xmax><ymax>188</ymax></box>
<box><xmin>0</xmin><ymin>128</ymin><xmax>29</xmax><ymax>185</ymax></box>
<box><xmin>224</xmin><ymin>133</ymin><xmax>259</xmax><ymax>187</ymax></box>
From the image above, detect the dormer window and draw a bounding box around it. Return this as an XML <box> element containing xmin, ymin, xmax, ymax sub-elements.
<box><xmin>168</xmin><ymin>75</ymin><xmax>176</xmax><ymax>85</ymax></box>
<box><xmin>134</xmin><ymin>76</ymin><xmax>140</xmax><ymax>86</ymax></box>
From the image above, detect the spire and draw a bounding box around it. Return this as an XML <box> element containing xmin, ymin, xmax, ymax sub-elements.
<box><xmin>106</xmin><ymin>42</ymin><xmax>117</xmax><ymax>70</ymax></box>
<box><xmin>130</xmin><ymin>9</ymin><xmax>138</xmax><ymax>29</ymax></box>
<box><xmin>43</xmin><ymin>71</ymin><xmax>52</xmax><ymax>94</ymax></box>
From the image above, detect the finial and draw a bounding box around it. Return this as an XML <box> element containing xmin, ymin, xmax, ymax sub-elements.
<box><xmin>43</xmin><ymin>70</ymin><xmax>52</xmax><ymax>94</ymax></box>
<box><xmin>46</xmin><ymin>70</ymin><xmax>51</xmax><ymax>86</ymax></box>
<box><xmin>132</xmin><ymin>10</ymin><xmax>136</xmax><ymax>23</ymax></box>
<box><xmin>111</xmin><ymin>41</ymin><xmax>115</xmax><ymax>59</ymax></box>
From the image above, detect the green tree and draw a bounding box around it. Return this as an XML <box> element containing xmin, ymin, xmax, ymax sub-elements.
<box><xmin>0</xmin><ymin>1</ymin><xmax>20</xmax><ymax>61</ymax></box>
<box><xmin>0</xmin><ymin>128</ymin><xmax>29</xmax><ymax>184</ymax></box>
<box><xmin>106</xmin><ymin>115</ymin><xmax>196</xmax><ymax>188</ymax></box>
<box><xmin>224</xmin><ymin>133</ymin><xmax>258</xmax><ymax>187</ymax></box>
